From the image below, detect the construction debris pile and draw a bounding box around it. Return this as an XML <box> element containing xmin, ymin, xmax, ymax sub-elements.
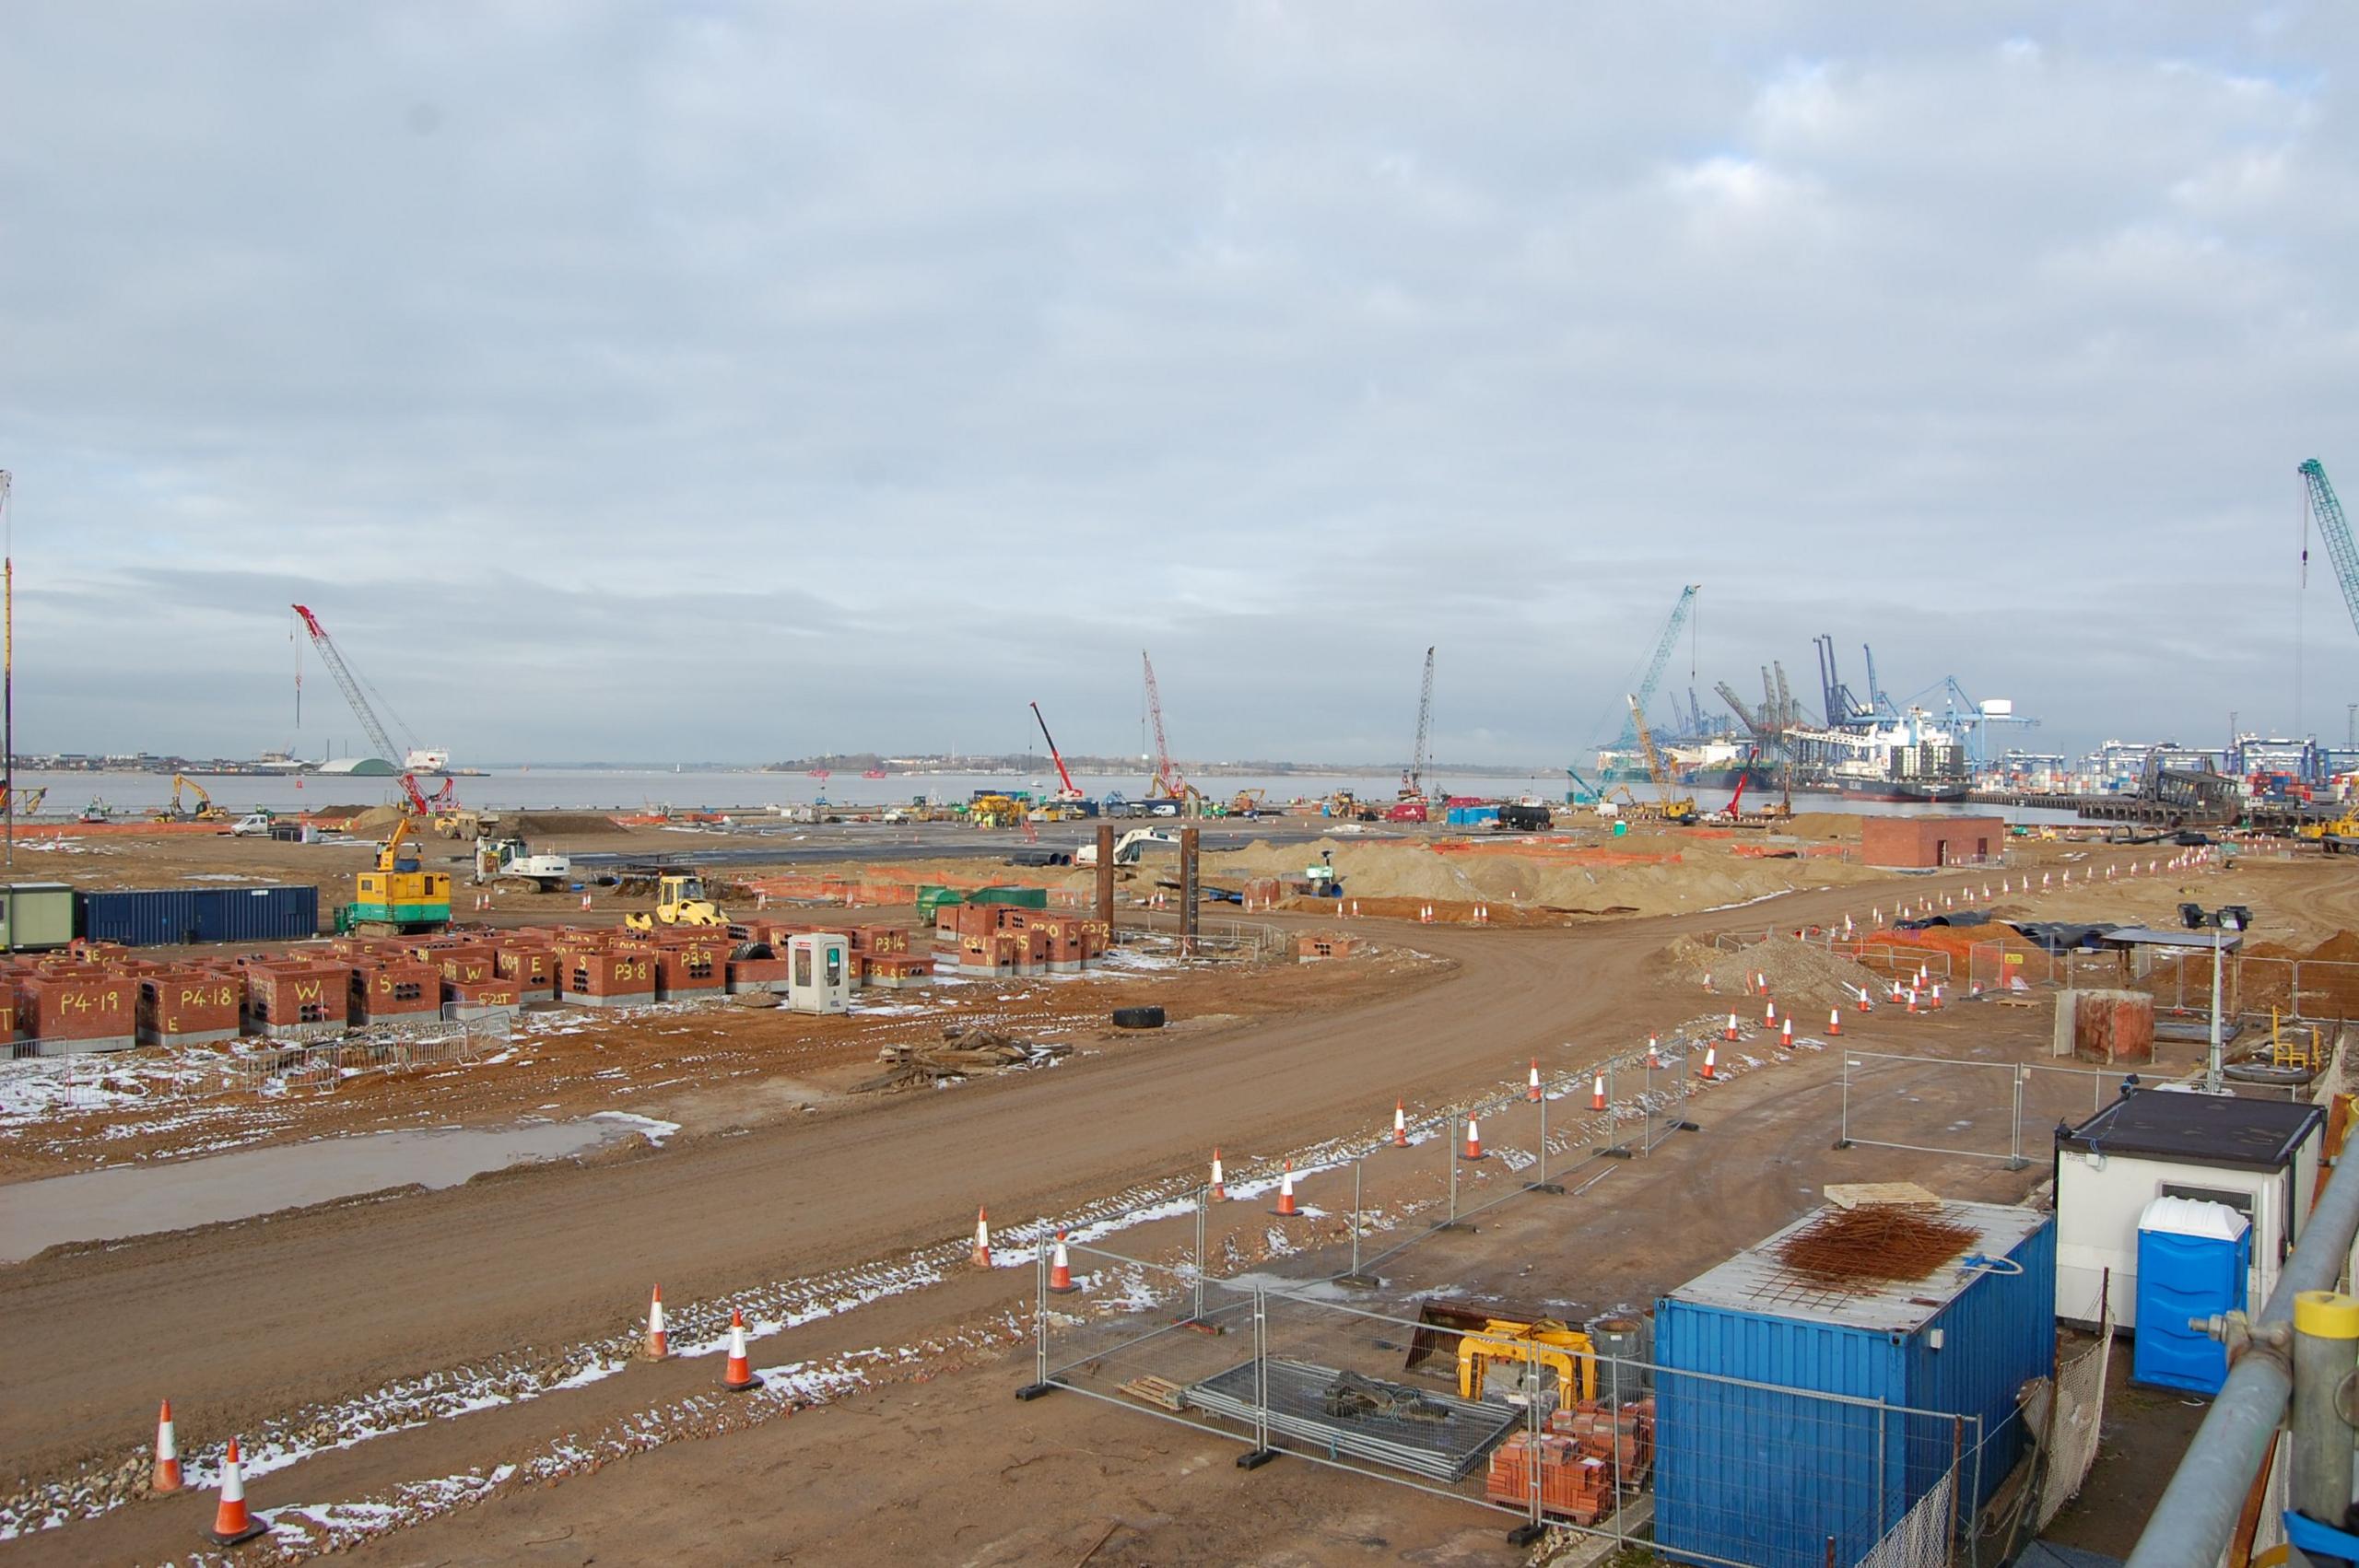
<box><xmin>1485</xmin><ymin>1398</ymin><xmax>1657</xmax><ymax>1525</ymax></box>
<box><xmin>858</xmin><ymin>1026</ymin><xmax>1070</xmax><ymax>1091</ymax></box>
<box><xmin>1663</xmin><ymin>934</ymin><xmax>1884</xmax><ymax>1007</ymax></box>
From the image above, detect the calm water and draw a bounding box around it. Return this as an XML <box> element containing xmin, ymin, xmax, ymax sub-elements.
<box><xmin>12</xmin><ymin>766</ymin><xmax>2083</xmax><ymax>826</ymax></box>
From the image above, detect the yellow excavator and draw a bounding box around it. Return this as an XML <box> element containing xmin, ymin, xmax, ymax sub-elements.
<box><xmin>968</xmin><ymin>794</ymin><xmax>1027</xmax><ymax>829</ymax></box>
<box><xmin>624</xmin><ymin>872</ymin><xmax>731</xmax><ymax>930</ymax></box>
<box><xmin>346</xmin><ymin>814</ymin><xmax>453</xmax><ymax>934</ymax></box>
<box><xmin>158</xmin><ymin>773</ymin><xmax>230</xmax><ymax>824</ymax></box>
<box><xmin>1457</xmin><ymin>1316</ymin><xmax>1599</xmax><ymax>1406</ymax></box>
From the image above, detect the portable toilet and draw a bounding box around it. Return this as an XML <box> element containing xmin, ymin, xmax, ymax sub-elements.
<box><xmin>785</xmin><ymin>933</ymin><xmax>851</xmax><ymax>1014</ymax></box>
<box><xmin>2132</xmin><ymin>1196</ymin><xmax>2250</xmax><ymax>1394</ymax></box>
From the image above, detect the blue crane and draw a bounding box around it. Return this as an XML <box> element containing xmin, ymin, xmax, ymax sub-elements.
<box><xmin>1607</xmin><ymin>585</ymin><xmax>1700</xmax><ymax>746</ymax></box>
<box><xmin>2302</xmin><ymin>460</ymin><xmax>2359</xmax><ymax>635</ymax></box>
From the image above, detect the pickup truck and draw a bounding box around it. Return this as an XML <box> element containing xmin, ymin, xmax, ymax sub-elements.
<box><xmin>229</xmin><ymin>813</ymin><xmax>276</xmax><ymax>837</ymax></box>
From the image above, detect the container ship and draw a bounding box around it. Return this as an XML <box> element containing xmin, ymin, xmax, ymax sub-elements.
<box><xmin>1788</xmin><ymin>714</ymin><xmax>1970</xmax><ymax>803</ymax></box>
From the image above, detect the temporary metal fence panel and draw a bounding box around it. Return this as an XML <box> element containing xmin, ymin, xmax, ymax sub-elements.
<box><xmin>2036</xmin><ymin>1293</ymin><xmax>2116</xmax><ymax>1529</ymax></box>
<box><xmin>1035</xmin><ymin>1233</ymin><xmax>1972</xmax><ymax>1568</ymax></box>
<box><xmin>1836</xmin><ymin>1050</ymin><xmax>2136</xmax><ymax>1167</ymax></box>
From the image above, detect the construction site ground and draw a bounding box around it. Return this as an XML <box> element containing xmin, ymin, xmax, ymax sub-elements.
<box><xmin>0</xmin><ymin>830</ymin><xmax>2344</xmax><ymax>1565</ymax></box>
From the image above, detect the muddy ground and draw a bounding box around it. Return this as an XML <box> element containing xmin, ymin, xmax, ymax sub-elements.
<box><xmin>0</xmin><ymin>836</ymin><xmax>2338</xmax><ymax>1565</ymax></box>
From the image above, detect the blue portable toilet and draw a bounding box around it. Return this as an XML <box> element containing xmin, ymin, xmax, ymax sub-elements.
<box><xmin>2133</xmin><ymin>1196</ymin><xmax>2250</xmax><ymax>1395</ymax></box>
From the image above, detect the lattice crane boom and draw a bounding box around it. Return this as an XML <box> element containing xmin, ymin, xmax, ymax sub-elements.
<box><xmin>1403</xmin><ymin>646</ymin><xmax>1436</xmax><ymax>797</ymax></box>
<box><xmin>1141</xmin><ymin>650</ymin><xmax>1185</xmax><ymax>799</ymax></box>
<box><xmin>291</xmin><ymin>604</ymin><xmax>432</xmax><ymax>815</ymax></box>
<box><xmin>2303</xmin><ymin>460</ymin><xmax>2359</xmax><ymax>638</ymax></box>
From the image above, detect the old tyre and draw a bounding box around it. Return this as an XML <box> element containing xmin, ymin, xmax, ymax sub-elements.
<box><xmin>1112</xmin><ymin>1006</ymin><xmax>1167</xmax><ymax>1030</ymax></box>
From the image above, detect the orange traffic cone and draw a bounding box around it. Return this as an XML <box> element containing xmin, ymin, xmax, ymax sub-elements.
<box><xmin>1699</xmin><ymin>1046</ymin><xmax>1718</xmax><ymax>1081</ymax></box>
<box><xmin>1590</xmin><ymin>1070</ymin><xmax>1606</xmax><ymax>1111</ymax></box>
<box><xmin>1779</xmin><ymin>1017</ymin><xmax>1793</xmax><ymax>1049</ymax></box>
<box><xmin>153</xmin><ymin>1400</ymin><xmax>182</xmax><ymax>1494</ymax></box>
<box><xmin>1048</xmin><ymin>1230</ymin><xmax>1080</xmax><ymax>1293</ymax></box>
<box><xmin>207</xmin><ymin>1437</ymin><xmax>265</xmax><ymax>1546</ymax></box>
<box><xmin>581</xmin><ymin>891</ymin><xmax>592</xmax><ymax>910</ymax></box>
<box><xmin>644</xmin><ymin>1284</ymin><xmax>669</xmax><ymax>1360</ymax></box>
<box><xmin>1764</xmin><ymin>999</ymin><xmax>1777</xmax><ymax>1024</ymax></box>
<box><xmin>1529</xmin><ymin>1059</ymin><xmax>1543</xmax><ymax>1103</ymax></box>
<box><xmin>1273</xmin><ymin>1161</ymin><xmax>1300</xmax><ymax>1216</ymax></box>
<box><xmin>1856</xmin><ymin>987</ymin><xmax>1872</xmax><ymax>1013</ymax></box>
<box><xmin>721</xmin><ymin>1308</ymin><xmax>759</xmax><ymax>1392</ymax></box>
<box><xmin>1907</xmin><ymin>989</ymin><xmax>1920</xmax><ymax>1015</ymax></box>
<box><xmin>1724</xmin><ymin>1012</ymin><xmax>1739</xmax><ymax>1042</ymax></box>
<box><xmin>1646</xmin><ymin>1035</ymin><xmax>1661</xmax><ymax>1069</ymax></box>
<box><xmin>1392</xmin><ymin>1100</ymin><xmax>1408</xmax><ymax>1147</ymax></box>
<box><xmin>1210</xmin><ymin>1148</ymin><xmax>1226</xmax><ymax>1200</ymax></box>
<box><xmin>1461</xmin><ymin>1116</ymin><xmax>1485</xmax><ymax>1161</ymax></box>
<box><xmin>973</xmin><ymin>1207</ymin><xmax>992</xmax><ymax>1269</ymax></box>
<box><xmin>1931</xmin><ymin>984</ymin><xmax>1944</xmax><ymax>1011</ymax></box>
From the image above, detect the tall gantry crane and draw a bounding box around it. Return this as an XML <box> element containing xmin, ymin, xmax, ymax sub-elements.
<box><xmin>291</xmin><ymin>604</ymin><xmax>442</xmax><ymax>816</ymax></box>
<box><xmin>1029</xmin><ymin>701</ymin><xmax>1086</xmax><ymax>803</ymax></box>
<box><xmin>1402</xmin><ymin>646</ymin><xmax>1436</xmax><ymax>800</ymax></box>
<box><xmin>1606</xmin><ymin>586</ymin><xmax>1699</xmax><ymax>746</ymax></box>
<box><xmin>1141</xmin><ymin>650</ymin><xmax>1187</xmax><ymax>801</ymax></box>
<box><xmin>2303</xmin><ymin>460</ymin><xmax>2359</xmax><ymax>635</ymax></box>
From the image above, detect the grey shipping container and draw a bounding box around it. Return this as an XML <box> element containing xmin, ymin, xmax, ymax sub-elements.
<box><xmin>77</xmin><ymin>885</ymin><xmax>320</xmax><ymax>947</ymax></box>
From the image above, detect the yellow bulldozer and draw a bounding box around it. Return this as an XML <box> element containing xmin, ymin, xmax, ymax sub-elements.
<box><xmin>624</xmin><ymin>872</ymin><xmax>732</xmax><ymax>930</ymax></box>
<box><xmin>1457</xmin><ymin>1316</ymin><xmax>1599</xmax><ymax>1406</ymax></box>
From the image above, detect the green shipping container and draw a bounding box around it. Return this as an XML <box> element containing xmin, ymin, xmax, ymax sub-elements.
<box><xmin>0</xmin><ymin>882</ymin><xmax>76</xmax><ymax>951</ymax></box>
<box><xmin>969</xmin><ymin>885</ymin><xmax>1049</xmax><ymax>909</ymax></box>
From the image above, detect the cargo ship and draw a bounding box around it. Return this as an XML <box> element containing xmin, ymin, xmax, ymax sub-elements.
<box><xmin>1788</xmin><ymin>714</ymin><xmax>1970</xmax><ymax>803</ymax></box>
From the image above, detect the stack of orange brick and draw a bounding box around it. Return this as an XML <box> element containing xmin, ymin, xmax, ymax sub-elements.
<box><xmin>931</xmin><ymin>905</ymin><xmax>1107</xmax><ymax>978</ymax></box>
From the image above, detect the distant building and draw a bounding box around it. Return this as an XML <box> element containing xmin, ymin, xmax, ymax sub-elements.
<box><xmin>317</xmin><ymin>756</ymin><xmax>398</xmax><ymax>777</ymax></box>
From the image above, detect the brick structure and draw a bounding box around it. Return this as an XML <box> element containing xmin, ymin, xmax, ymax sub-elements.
<box><xmin>22</xmin><ymin>971</ymin><xmax>138</xmax><ymax>1053</ymax></box>
<box><xmin>1859</xmin><ymin>815</ymin><xmax>2006</xmax><ymax>870</ymax></box>
<box><xmin>242</xmin><ymin>961</ymin><xmax>353</xmax><ymax>1043</ymax></box>
<box><xmin>1297</xmin><ymin>933</ymin><xmax>1356</xmax><ymax>962</ymax></box>
<box><xmin>136</xmin><ymin>970</ymin><xmax>242</xmax><ymax>1047</ymax></box>
<box><xmin>2054</xmin><ymin>988</ymin><xmax>2156</xmax><ymax>1065</ymax></box>
<box><xmin>350</xmin><ymin>958</ymin><xmax>443</xmax><ymax>1027</ymax></box>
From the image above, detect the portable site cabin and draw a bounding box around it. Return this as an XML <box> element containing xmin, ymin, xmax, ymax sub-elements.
<box><xmin>1653</xmin><ymin>1200</ymin><xmax>2056</xmax><ymax>1568</ymax></box>
<box><xmin>785</xmin><ymin>933</ymin><xmax>851</xmax><ymax>1014</ymax></box>
<box><xmin>2053</xmin><ymin>1088</ymin><xmax>2320</xmax><ymax>1329</ymax></box>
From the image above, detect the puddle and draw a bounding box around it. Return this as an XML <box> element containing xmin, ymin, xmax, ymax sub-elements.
<box><xmin>0</xmin><ymin>1118</ymin><xmax>663</xmax><ymax>1264</ymax></box>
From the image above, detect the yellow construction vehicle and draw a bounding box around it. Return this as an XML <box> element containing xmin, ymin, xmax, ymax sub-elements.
<box><xmin>1625</xmin><ymin>696</ymin><xmax>1698</xmax><ymax>825</ymax></box>
<box><xmin>968</xmin><ymin>794</ymin><xmax>1027</xmax><ymax>829</ymax></box>
<box><xmin>158</xmin><ymin>773</ymin><xmax>230</xmax><ymax>824</ymax></box>
<box><xmin>1457</xmin><ymin>1316</ymin><xmax>1599</xmax><ymax>1406</ymax></box>
<box><xmin>1229</xmin><ymin>788</ymin><xmax>1267</xmax><ymax>818</ymax></box>
<box><xmin>624</xmin><ymin>872</ymin><xmax>730</xmax><ymax>930</ymax></box>
<box><xmin>0</xmin><ymin>784</ymin><xmax>47</xmax><ymax>817</ymax></box>
<box><xmin>346</xmin><ymin>815</ymin><xmax>452</xmax><ymax>934</ymax></box>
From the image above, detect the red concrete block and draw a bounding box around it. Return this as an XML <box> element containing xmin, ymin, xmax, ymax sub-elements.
<box><xmin>137</xmin><ymin>970</ymin><xmax>243</xmax><ymax>1047</ymax></box>
<box><xmin>23</xmin><ymin>972</ymin><xmax>139</xmax><ymax>1051</ymax></box>
<box><xmin>351</xmin><ymin>959</ymin><xmax>442</xmax><ymax>1025</ymax></box>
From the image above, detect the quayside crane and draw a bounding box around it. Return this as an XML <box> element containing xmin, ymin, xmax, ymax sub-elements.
<box><xmin>1401</xmin><ymin>646</ymin><xmax>1436</xmax><ymax>800</ymax></box>
<box><xmin>1626</xmin><ymin>694</ymin><xmax>1697</xmax><ymax>825</ymax></box>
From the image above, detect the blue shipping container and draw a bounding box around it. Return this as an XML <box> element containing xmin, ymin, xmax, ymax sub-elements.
<box><xmin>1444</xmin><ymin>806</ymin><xmax>1499</xmax><ymax>827</ymax></box>
<box><xmin>1653</xmin><ymin>1202</ymin><xmax>2056</xmax><ymax>1568</ymax></box>
<box><xmin>77</xmin><ymin>885</ymin><xmax>320</xmax><ymax>947</ymax></box>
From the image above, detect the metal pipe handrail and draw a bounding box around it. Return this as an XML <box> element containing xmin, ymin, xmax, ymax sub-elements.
<box><xmin>2125</xmin><ymin>1135</ymin><xmax>2359</xmax><ymax>1568</ymax></box>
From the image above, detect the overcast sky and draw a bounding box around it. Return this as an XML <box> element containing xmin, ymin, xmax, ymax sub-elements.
<box><xmin>3</xmin><ymin>3</ymin><xmax>2354</xmax><ymax>767</ymax></box>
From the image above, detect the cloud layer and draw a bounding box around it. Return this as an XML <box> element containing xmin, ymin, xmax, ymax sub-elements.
<box><xmin>2</xmin><ymin>3</ymin><xmax>2353</xmax><ymax>764</ymax></box>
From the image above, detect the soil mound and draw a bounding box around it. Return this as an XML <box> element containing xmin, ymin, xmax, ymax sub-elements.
<box><xmin>1664</xmin><ymin>934</ymin><xmax>1884</xmax><ymax>1006</ymax></box>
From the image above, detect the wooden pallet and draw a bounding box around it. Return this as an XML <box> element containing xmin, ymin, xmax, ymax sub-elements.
<box><xmin>1824</xmin><ymin>1180</ymin><xmax>1942</xmax><ymax>1211</ymax></box>
<box><xmin>1118</xmin><ymin>1375</ymin><xmax>1189</xmax><ymax>1412</ymax></box>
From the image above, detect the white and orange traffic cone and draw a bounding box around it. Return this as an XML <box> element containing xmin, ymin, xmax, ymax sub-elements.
<box><xmin>1779</xmin><ymin>1017</ymin><xmax>1793</xmax><ymax>1048</ymax></box>
<box><xmin>1210</xmin><ymin>1149</ymin><xmax>1226</xmax><ymax>1201</ymax></box>
<box><xmin>1724</xmin><ymin>1012</ymin><xmax>1739</xmax><ymax>1042</ymax></box>
<box><xmin>1907</xmin><ymin>989</ymin><xmax>1920</xmax><ymax>1015</ymax></box>
<box><xmin>1764</xmin><ymin>999</ymin><xmax>1777</xmax><ymax>1025</ymax></box>
<box><xmin>1392</xmin><ymin>1100</ymin><xmax>1409</xmax><ymax>1146</ymax></box>
<box><xmin>206</xmin><ymin>1437</ymin><xmax>265</xmax><ymax>1546</ymax></box>
<box><xmin>1530</xmin><ymin>1059</ymin><xmax>1544</xmax><ymax>1103</ymax></box>
<box><xmin>581</xmin><ymin>891</ymin><xmax>593</xmax><ymax>910</ymax></box>
<box><xmin>1699</xmin><ymin>1046</ymin><xmax>1718</xmax><ymax>1081</ymax></box>
<box><xmin>973</xmin><ymin>1207</ymin><xmax>992</xmax><ymax>1269</ymax></box>
<box><xmin>721</xmin><ymin>1308</ymin><xmax>759</xmax><ymax>1392</ymax></box>
<box><xmin>1590</xmin><ymin>1070</ymin><xmax>1607</xmax><ymax>1111</ymax></box>
<box><xmin>1273</xmin><ymin>1161</ymin><xmax>1300</xmax><ymax>1216</ymax></box>
<box><xmin>645</xmin><ymin>1285</ymin><xmax>670</xmax><ymax>1360</ymax></box>
<box><xmin>1461</xmin><ymin>1117</ymin><xmax>1485</xmax><ymax>1161</ymax></box>
<box><xmin>1931</xmin><ymin>983</ymin><xmax>1944</xmax><ymax>1011</ymax></box>
<box><xmin>1048</xmin><ymin>1230</ymin><xmax>1081</xmax><ymax>1293</ymax></box>
<box><xmin>1856</xmin><ymin>986</ymin><xmax>1872</xmax><ymax>1013</ymax></box>
<box><xmin>1646</xmin><ymin>1035</ymin><xmax>1661</xmax><ymax>1068</ymax></box>
<box><xmin>1754</xmin><ymin>971</ymin><xmax>1767</xmax><ymax>996</ymax></box>
<box><xmin>153</xmin><ymin>1400</ymin><xmax>182</xmax><ymax>1494</ymax></box>
<box><xmin>1827</xmin><ymin>1006</ymin><xmax>1842</xmax><ymax>1038</ymax></box>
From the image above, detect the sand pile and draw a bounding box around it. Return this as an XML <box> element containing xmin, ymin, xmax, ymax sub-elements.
<box><xmin>1664</xmin><ymin>934</ymin><xmax>1884</xmax><ymax>1006</ymax></box>
<box><xmin>1215</xmin><ymin>835</ymin><xmax>1882</xmax><ymax>919</ymax></box>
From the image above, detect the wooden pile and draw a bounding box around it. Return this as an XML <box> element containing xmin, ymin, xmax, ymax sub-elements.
<box><xmin>856</xmin><ymin>1026</ymin><xmax>1069</xmax><ymax>1092</ymax></box>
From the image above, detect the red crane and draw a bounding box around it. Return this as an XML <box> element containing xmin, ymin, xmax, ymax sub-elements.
<box><xmin>1142</xmin><ymin>651</ymin><xmax>1186</xmax><ymax>801</ymax></box>
<box><xmin>290</xmin><ymin>603</ymin><xmax>441</xmax><ymax>817</ymax></box>
<box><xmin>1029</xmin><ymin>701</ymin><xmax>1085</xmax><ymax>802</ymax></box>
